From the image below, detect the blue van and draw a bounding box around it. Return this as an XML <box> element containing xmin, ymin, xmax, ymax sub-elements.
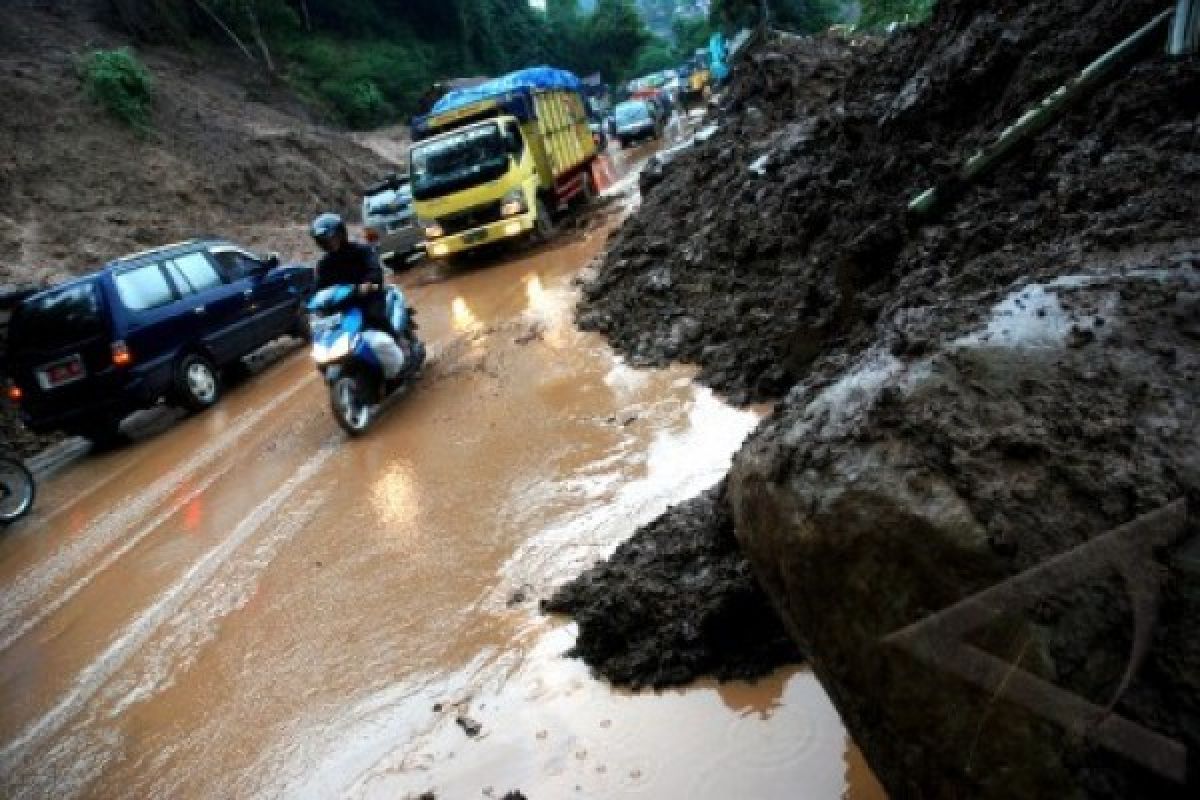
<box><xmin>5</xmin><ymin>239</ymin><xmax>314</xmax><ymax>445</ymax></box>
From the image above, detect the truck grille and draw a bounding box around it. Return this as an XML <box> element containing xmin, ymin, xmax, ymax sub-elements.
<box><xmin>439</xmin><ymin>200</ymin><xmax>505</xmax><ymax>236</ymax></box>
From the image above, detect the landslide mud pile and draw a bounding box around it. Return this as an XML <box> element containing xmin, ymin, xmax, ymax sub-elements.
<box><xmin>578</xmin><ymin>0</ymin><xmax>1200</xmax><ymax>404</ymax></box>
<box><xmin>556</xmin><ymin>1</ymin><xmax>1200</xmax><ymax>796</ymax></box>
<box><xmin>542</xmin><ymin>482</ymin><xmax>801</xmax><ymax>689</ymax></box>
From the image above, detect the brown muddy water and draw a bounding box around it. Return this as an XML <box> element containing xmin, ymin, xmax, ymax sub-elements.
<box><xmin>0</xmin><ymin>137</ymin><xmax>884</xmax><ymax>799</ymax></box>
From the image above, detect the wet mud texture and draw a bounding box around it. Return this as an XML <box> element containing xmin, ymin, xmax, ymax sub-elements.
<box><xmin>732</xmin><ymin>261</ymin><xmax>1200</xmax><ymax>799</ymax></box>
<box><xmin>578</xmin><ymin>0</ymin><xmax>1200</xmax><ymax>405</ymax></box>
<box><xmin>563</xmin><ymin>1</ymin><xmax>1200</xmax><ymax>797</ymax></box>
<box><xmin>543</xmin><ymin>482</ymin><xmax>802</xmax><ymax>690</ymax></box>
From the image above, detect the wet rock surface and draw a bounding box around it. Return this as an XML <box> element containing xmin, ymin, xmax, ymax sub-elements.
<box><xmin>731</xmin><ymin>264</ymin><xmax>1200</xmax><ymax>798</ymax></box>
<box><xmin>542</xmin><ymin>483</ymin><xmax>802</xmax><ymax>689</ymax></box>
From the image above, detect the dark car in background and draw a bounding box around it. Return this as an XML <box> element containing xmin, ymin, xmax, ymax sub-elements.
<box><xmin>5</xmin><ymin>239</ymin><xmax>313</xmax><ymax>445</ymax></box>
<box><xmin>613</xmin><ymin>99</ymin><xmax>662</xmax><ymax>148</ymax></box>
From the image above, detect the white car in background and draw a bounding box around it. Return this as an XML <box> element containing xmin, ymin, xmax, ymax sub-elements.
<box><xmin>361</xmin><ymin>173</ymin><xmax>422</xmax><ymax>265</ymax></box>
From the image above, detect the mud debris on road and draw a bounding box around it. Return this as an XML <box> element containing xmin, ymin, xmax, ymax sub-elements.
<box><xmin>543</xmin><ymin>481</ymin><xmax>802</xmax><ymax>689</ymax></box>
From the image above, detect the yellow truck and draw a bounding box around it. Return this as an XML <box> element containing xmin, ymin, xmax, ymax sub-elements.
<box><xmin>409</xmin><ymin>67</ymin><xmax>599</xmax><ymax>259</ymax></box>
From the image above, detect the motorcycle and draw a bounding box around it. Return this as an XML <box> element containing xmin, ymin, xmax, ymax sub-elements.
<box><xmin>0</xmin><ymin>455</ymin><xmax>35</xmax><ymax>524</ymax></box>
<box><xmin>307</xmin><ymin>284</ymin><xmax>426</xmax><ymax>435</ymax></box>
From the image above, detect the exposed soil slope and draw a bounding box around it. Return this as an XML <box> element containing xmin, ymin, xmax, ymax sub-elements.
<box><xmin>1</xmin><ymin>2</ymin><xmax>399</xmax><ymax>455</ymax></box>
<box><xmin>0</xmin><ymin>2</ymin><xmax>393</xmax><ymax>288</ymax></box>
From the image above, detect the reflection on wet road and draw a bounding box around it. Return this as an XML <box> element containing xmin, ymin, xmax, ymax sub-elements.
<box><xmin>0</xmin><ymin>135</ymin><xmax>884</xmax><ymax>799</ymax></box>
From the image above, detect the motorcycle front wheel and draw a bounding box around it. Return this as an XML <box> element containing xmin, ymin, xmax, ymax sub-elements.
<box><xmin>331</xmin><ymin>373</ymin><xmax>373</xmax><ymax>436</ymax></box>
<box><xmin>0</xmin><ymin>456</ymin><xmax>35</xmax><ymax>524</ymax></box>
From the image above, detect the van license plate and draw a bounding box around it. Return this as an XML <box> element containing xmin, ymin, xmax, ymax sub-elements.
<box><xmin>37</xmin><ymin>354</ymin><xmax>86</xmax><ymax>390</ymax></box>
<box><xmin>463</xmin><ymin>229</ymin><xmax>488</xmax><ymax>245</ymax></box>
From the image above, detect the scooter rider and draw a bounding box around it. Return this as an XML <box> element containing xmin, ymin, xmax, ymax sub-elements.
<box><xmin>309</xmin><ymin>212</ymin><xmax>398</xmax><ymax>338</ymax></box>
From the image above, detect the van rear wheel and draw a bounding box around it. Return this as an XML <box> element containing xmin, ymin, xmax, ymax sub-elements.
<box><xmin>175</xmin><ymin>353</ymin><xmax>221</xmax><ymax>412</ymax></box>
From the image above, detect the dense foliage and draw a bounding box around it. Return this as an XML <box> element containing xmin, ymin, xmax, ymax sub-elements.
<box><xmin>857</xmin><ymin>0</ymin><xmax>937</xmax><ymax>28</ymax></box>
<box><xmin>80</xmin><ymin>46</ymin><xmax>155</xmax><ymax>133</ymax></box>
<box><xmin>710</xmin><ymin>0</ymin><xmax>839</xmax><ymax>32</ymax></box>
<box><xmin>105</xmin><ymin>0</ymin><xmax>930</xmax><ymax>128</ymax></box>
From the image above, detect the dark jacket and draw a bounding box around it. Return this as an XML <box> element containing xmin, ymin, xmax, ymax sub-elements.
<box><xmin>315</xmin><ymin>242</ymin><xmax>384</xmax><ymax>290</ymax></box>
<box><xmin>315</xmin><ymin>242</ymin><xmax>395</xmax><ymax>335</ymax></box>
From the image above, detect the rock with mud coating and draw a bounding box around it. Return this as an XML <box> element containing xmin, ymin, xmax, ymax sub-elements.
<box><xmin>729</xmin><ymin>270</ymin><xmax>1200</xmax><ymax>799</ymax></box>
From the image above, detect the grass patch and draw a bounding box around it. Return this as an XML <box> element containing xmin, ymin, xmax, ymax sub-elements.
<box><xmin>80</xmin><ymin>47</ymin><xmax>154</xmax><ymax>133</ymax></box>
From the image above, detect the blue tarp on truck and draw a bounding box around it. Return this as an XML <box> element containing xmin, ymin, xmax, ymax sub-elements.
<box><xmin>430</xmin><ymin>67</ymin><xmax>584</xmax><ymax>115</ymax></box>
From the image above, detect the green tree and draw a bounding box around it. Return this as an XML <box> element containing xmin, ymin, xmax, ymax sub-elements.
<box><xmin>585</xmin><ymin>0</ymin><xmax>653</xmax><ymax>81</ymax></box>
<box><xmin>710</xmin><ymin>0</ymin><xmax>837</xmax><ymax>33</ymax></box>
<box><xmin>631</xmin><ymin>39</ymin><xmax>676</xmax><ymax>76</ymax></box>
<box><xmin>671</xmin><ymin>14</ymin><xmax>712</xmax><ymax>60</ymax></box>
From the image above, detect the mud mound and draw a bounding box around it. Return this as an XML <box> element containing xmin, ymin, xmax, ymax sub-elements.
<box><xmin>732</xmin><ymin>259</ymin><xmax>1200</xmax><ymax>798</ymax></box>
<box><xmin>542</xmin><ymin>483</ymin><xmax>802</xmax><ymax>689</ymax></box>
<box><xmin>578</xmin><ymin>0</ymin><xmax>1200</xmax><ymax>404</ymax></box>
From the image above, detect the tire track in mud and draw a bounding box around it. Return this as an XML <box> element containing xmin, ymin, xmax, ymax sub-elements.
<box><xmin>0</xmin><ymin>436</ymin><xmax>337</xmax><ymax>786</ymax></box>
<box><xmin>0</xmin><ymin>373</ymin><xmax>316</xmax><ymax>651</ymax></box>
<box><xmin>10</xmin><ymin>489</ymin><xmax>331</xmax><ymax>800</ymax></box>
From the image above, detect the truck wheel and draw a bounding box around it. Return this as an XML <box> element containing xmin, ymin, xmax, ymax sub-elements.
<box><xmin>174</xmin><ymin>352</ymin><xmax>221</xmax><ymax>412</ymax></box>
<box><xmin>532</xmin><ymin>198</ymin><xmax>556</xmax><ymax>243</ymax></box>
<box><xmin>576</xmin><ymin>171</ymin><xmax>596</xmax><ymax>207</ymax></box>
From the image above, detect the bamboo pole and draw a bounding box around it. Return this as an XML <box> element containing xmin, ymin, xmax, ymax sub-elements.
<box><xmin>909</xmin><ymin>7</ymin><xmax>1175</xmax><ymax>217</ymax></box>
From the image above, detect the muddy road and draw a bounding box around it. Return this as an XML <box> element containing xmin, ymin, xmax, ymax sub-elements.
<box><xmin>0</xmin><ymin>138</ymin><xmax>882</xmax><ymax>799</ymax></box>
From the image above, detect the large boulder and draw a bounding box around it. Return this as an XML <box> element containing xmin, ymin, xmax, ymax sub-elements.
<box><xmin>730</xmin><ymin>265</ymin><xmax>1200</xmax><ymax>798</ymax></box>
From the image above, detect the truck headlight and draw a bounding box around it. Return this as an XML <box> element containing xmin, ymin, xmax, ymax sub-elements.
<box><xmin>423</xmin><ymin>220</ymin><xmax>444</xmax><ymax>239</ymax></box>
<box><xmin>501</xmin><ymin>189</ymin><xmax>527</xmax><ymax>217</ymax></box>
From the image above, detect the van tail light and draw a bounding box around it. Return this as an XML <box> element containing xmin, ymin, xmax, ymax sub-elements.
<box><xmin>364</xmin><ymin>226</ymin><xmax>380</xmax><ymax>243</ymax></box>
<box><xmin>112</xmin><ymin>340</ymin><xmax>133</xmax><ymax>367</ymax></box>
<box><xmin>6</xmin><ymin>383</ymin><xmax>21</xmax><ymax>403</ymax></box>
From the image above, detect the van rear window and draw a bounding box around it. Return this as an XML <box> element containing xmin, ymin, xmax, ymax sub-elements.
<box><xmin>12</xmin><ymin>283</ymin><xmax>105</xmax><ymax>348</ymax></box>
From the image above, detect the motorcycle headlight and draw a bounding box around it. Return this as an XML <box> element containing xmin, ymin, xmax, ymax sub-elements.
<box><xmin>312</xmin><ymin>333</ymin><xmax>352</xmax><ymax>364</ymax></box>
<box><xmin>500</xmin><ymin>189</ymin><xmax>527</xmax><ymax>217</ymax></box>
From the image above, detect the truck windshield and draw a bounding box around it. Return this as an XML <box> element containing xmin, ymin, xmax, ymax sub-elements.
<box><xmin>410</xmin><ymin>123</ymin><xmax>512</xmax><ymax>201</ymax></box>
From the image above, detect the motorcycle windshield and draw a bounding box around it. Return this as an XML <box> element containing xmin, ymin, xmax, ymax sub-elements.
<box><xmin>308</xmin><ymin>285</ymin><xmax>356</xmax><ymax>312</ymax></box>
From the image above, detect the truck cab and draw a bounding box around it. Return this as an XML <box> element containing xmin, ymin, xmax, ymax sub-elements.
<box><xmin>409</xmin><ymin>67</ymin><xmax>598</xmax><ymax>259</ymax></box>
<box><xmin>410</xmin><ymin>115</ymin><xmax>543</xmax><ymax>258</ymax></box>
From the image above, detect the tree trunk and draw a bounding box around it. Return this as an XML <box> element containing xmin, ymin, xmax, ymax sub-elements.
<box><xmin>193</xmin><ymin>0</ymin><xmax>258</xmax><ymax>65</ymax></box>
<box><xmin>245</xmin><ymin>6</ymin><xmax>276</xmax><ymax>76</ymax></box>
